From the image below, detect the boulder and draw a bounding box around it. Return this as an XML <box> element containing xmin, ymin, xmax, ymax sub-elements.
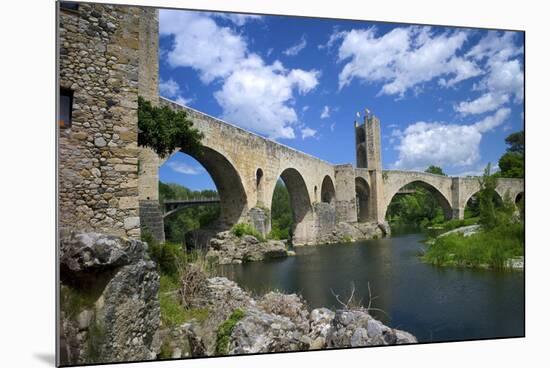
<box><xmin>59</xmin><ymin>230</ymin><xmax>160</xmax><ymax>365</ymax></box>
<box><xmin>228</xmin><ymin>309</ymin><xmax>309</xmax><ymax>354</ymax></box>
<box><xmin>257</xmin><ymin>292</ymin><xmax>310</xmax><ymax>334</ymax></box>
<box><xmin>205</xmin><ymin>231</ymin><xmax>289</xmax><ymax>265</ymax></box>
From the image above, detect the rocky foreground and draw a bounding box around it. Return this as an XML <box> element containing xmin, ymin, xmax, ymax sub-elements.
<box><xmin>59</xmin><ymin>231</ymin><xmax>416</xmax><ymax>365</ymax></box>
<box><xmin>159</xmin><ymin>274</ymin><xmax>417</xmax><ymax>358</ymax></box>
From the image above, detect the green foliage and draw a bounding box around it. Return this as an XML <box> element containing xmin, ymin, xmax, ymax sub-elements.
<box><xmin>215</xmin><ymin>309</ymin><xmax>245</xmax><ymax>355</ymax></box>
<box><xmin>424</xmin><ymin>221</ymin><xmax>524</xmax><ymax>269</ymax></box>
<box><xmin>86</xmin><ymin>318</ymin><xmax>105</xmax><ymax>363</ymax></box>
<box><xmin>498</xmin><ymin>152</ymin><xmax>524</xmax><ymax>178</ymax></box>
<box><xmin>342</xmin><ymin>235</ymin><xmax>353</xmax><ymax>243</ymax></box>
<box><xmin>270</xmin><ymin>180</ymin><xmax>293</xmax><ymax>240</ymax></box>
<box><xmin>478</xmin><ymin>164</ymin><xmax>499</xmax><ymax>229</ymax></box>
<box><xmin>59</xmin><ymin>285</ymin><xmax>100</xmax><ymax>319</ymax></box>
<box><xmin>158</xmin><ymin>340</ymin><xmax>173</xmax><ymax>360</ymax></box>
<box><xmin>231</xmin><ymin>223</ymin><xmax>265</xmax><ymax>242</ymax></box>
<box><xmin>498</xmin><ymin>130</ymin><xmax>524</xmax><ymax>178</ymax></box>
<box><xmin>148</xmin><ymin>241</ymin><xmax>186</xmax><ymax>279</ymax></box>
<box><xmin>159</xmin><ymin>181</ymin><xmax>220</xmax><ymax>244</ymax></box>
<box><xmin>159</xmin><ymin>274</ymin><xmax>209</xmax><ymax>328</ymax></box>
<box><xmin>137</xmin><ymin>96</ymin><xmax>203</xmax><ymax>158</ymax></box>
<box><xmin>425</xmin><ymin>165</ymin><xmax>446</xmax><ymax>176</ymax></box>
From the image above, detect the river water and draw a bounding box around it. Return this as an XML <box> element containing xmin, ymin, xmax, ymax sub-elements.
<box><xmin>220</xmin><ymin>230</ymin><xmax>524</xmax><ymax>343</ymax></box>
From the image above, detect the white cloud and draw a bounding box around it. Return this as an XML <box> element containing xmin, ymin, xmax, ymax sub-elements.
<box><xmin>302</xmin><ymin>105</ymin><xmax>310</xmax><ymax>112</ymax></box>
<box><xmin>455</xmin><ymin>92</ymin><xmax>509</xmax><ymax>115</ymax></box>
<box><xmin>392</xmin><ymin>108</ymin><xmax>510</xmax><ymax>170</ymax></box>
<box><xmin>334</xmin><ymin>26</ymin><xmax>482</xmax><ymax>95</ymax></box>
<box><xmin>455</xmin><ymin>31</ymin><xmax>523</xmax><ymax>115</ymax></box>
<box><xmin>166</xmin><ymin>161</ymin><xmax>204</xmax><ymax>175</ymax></box>
<box><xmin>320</xmin><ymin>105</ymin><xmax>331</xmax><ymax>119</ymax></box>
<box><xmin>284</xmin><ymin>36</ymin><xmax>307</xmax><ymax>56</ymax></box>
<box><xmin>208</xmin><ymin>13</ymin><xmax>262</xmax><ymax>26</ymax></box>
<box><xmin>301</xmin><ymin>127</ymin><xmax>317</xmax><ymax>139</ymax></box>
<box><xmin>160</xmin><ymin>10</ymin><xmax>319</xmax><ymax>140</ymax></box>
<box><xmin>330</xmin><ymin>123</ymin><xmax>336</xmax><ymax>132</ymax></box>
<box><xmin>159</xmin><ymin>78</ymin><xmax>193</xmax><ymax>105</ymax></box>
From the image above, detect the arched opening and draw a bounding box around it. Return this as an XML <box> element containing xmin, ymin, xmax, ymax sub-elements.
<box><xmin>385</xmin><ymin>181</ymin><xmax>452</xmax><ymax>228</ymax></box>
<box><xmin>256</xmin><ymin>168</ymin><xmax>264</xmax><ymax>206</ymax></box>
<box><xmin>515</xmin><ymin>192</ymin><xmax>524</xmax><ymax>205</ymax></box>
<box><xmin>314</xmin><ymin>186</ymin><xmax>318</xmax><ymax>202</ymax></box>
<box><xmin>159</xmin><ymin>147</ymin><xmax>248</xmax><ymax>247</ymax></box>
<box><xmin>321</xmin><ymin>175</ymin><xmax>336</xmax><ymax>205</ymax></box>
<box><xmin>464</xmin><ymin>190</ymin><xmax>503</xmax><ymax>219</ymax></box>
<box><xmin>270</xmin><ymin>168</ymin><xmax>313</xmax><ymax>245</ymax></box>
<box><xmin>355</xmin><ymin>177</ymin><xmax>370</xmax><ymax>222</ymax></box>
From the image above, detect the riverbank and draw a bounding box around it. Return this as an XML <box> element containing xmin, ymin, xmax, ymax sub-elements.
<box><xmin>422</xmin><ymin>222</ymin><xmax>524</xmax><ymax>270</ymax></box>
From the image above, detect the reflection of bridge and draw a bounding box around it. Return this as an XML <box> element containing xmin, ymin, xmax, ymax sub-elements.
<box><xmin>163</xmin><ymin>198</ymin><xmax>220</xmax><ymax>218</ymax></box>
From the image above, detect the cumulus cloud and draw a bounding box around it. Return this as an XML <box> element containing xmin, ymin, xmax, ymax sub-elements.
<box><xmin>455</xmin><ymin>31</ymin><xmax>524</xmax><ymax>115</ymax></box>
<box><xmin>160</xmin><ymin>10</ymin><xmax>319</xmax><ymax>140</ymax></box>
<box><xmin>301</xmin><ymin>127</ymin><xmax>317</xmax><ymax>139</ymax></box>
<box><xmin>284</xmin><ymin>36</ymin><xmax>307</xmax><ymax>56</ymax></box>
<box><xmin>159</xmin><ymin>78</ymin><xmax>193</xmax><ymax>105</ymax></box>
<box><xmin>392</xmin><ymin>108</ymin><xmax>510</xmax><ymax>170</ymax></box>
<box><xmin>320</xmin><ymin>105</ymin><xmax>331</xmax><ymax>119</ymax></box>
<box><xmin>333</xmin><ymin>26</ymin><xmax>482</xmax><ymax>95</ymax></box>
<box><xmin>166</xmin><ymin>161</ymin><xmax>204</xmax><ymax>175</ymax></box>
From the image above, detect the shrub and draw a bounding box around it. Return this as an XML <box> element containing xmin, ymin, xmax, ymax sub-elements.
<box><xmin>230</xmin><ymin>223</ymin><xmax>265</xmax><ymax>242</ymax></box>
<box><xmin>215</xmin><ymin>309</ymin><xmax>245</xmax><ymax>355</ymax></box>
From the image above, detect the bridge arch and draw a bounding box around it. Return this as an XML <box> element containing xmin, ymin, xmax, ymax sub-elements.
<box><xmin>321</xmin><ymin>175</ymin><xmax>336</xmax><ymax>205</ymax></box>
<box><xmin>355</xmin><ymin>177</ymin><xmax>371</xmax><ymax>222</ymax></box>
<box><xmin>161</xmin><ymin>146</ymin><xmax>248</xmax><ymax>229</ymax></box>
<box><xmin>383</xmin><ymin>179</ymin><xmax>453</xmax><ymax>221</ymax></box>
<box><xmin>272</xmin><ymin>167</ymin><xmax>314</xmax><ymax>245</ymax></box>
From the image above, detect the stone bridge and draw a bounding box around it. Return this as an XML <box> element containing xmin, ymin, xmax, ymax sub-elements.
<box><xmin>57</xmin><ymin>5</ymin><xmax>524</xmax><ymax>244</ymax></box>
<box><xmin>138</xmin><ymin>98</ymin><xmax>524</xmax><ymax>245</ymax></box>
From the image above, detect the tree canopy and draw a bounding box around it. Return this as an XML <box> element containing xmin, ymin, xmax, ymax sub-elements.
<box><xmin>425</xmin><ymin>165</ymin><xmax>446</xmax><ymax>176</ymax></box>
<box><xmin>498</xmin><ymin>130</ymin><xmax>524</xmax><ymax>178</ymax></box>
<box><xmin>138</xmin><ymin>97</ymin><xmax>203</xmax><ymax>158</ymax></box>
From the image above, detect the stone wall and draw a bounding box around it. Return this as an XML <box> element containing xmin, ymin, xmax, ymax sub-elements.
<box><xmin>58</xmin><ymin>3</ymin><xmax>144</xmax><ymax>238</ymax></box>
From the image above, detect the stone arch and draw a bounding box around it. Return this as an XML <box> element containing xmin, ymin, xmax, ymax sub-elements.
<box><xmin>384</xmin><ymin>180</ymin><xmax>453</xmax><ymax>220</ymax></box>
<box><xmin>321</xmin><ymin>175</ymin><xmax>336</xmax><ymax>205</ymax></box>
<box><xmin>256</xmin><ymin>168</ymin><xmax>264</xmax><ymax>206</ymax></box>
<box><xmin>274</xmin><ymin>168</ymin><xmax>314</xmax><ymax>245</ymax></box>
<box><xmin>463</xmin><ymin>189</ymin><xmax>503</xmax><ymax>212</ymax></box>
<box><xmin>515</xmin><ymin>191</ymin><xmax>524</xmax><ymax>204</ymax></box>
<box><xmin>161</xmin><ymin>146</ymin><xmax>248</xmax><ymax>229</ymax></box>
<box><xmin>355</xmin><ymin>177</ymin><xmax>371</xmax><ymax>222</ymax></box>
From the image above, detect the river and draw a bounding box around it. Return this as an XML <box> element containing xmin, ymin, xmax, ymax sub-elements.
<box><xmin>220</xmin><ymin>230</ymin><xmax>524</xmax><ymax>343</ymax></box>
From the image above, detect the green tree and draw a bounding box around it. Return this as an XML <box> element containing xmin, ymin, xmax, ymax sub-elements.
<box><xmin>138</xmin><ymin>97</ymin><xmax>203</xmax><ymax>158</ymax></box>
<box><xmin>270</xmin><ymin>180</ymin><xmax>293</xmax><ymax>240</ymax></box>
<box><xmin>478</xmin><ymin>164</ymin><xmax>498</xmax><ymax>229</ymax></box>
<box><xmin>425</xmin><ymin>165</ymin><xmax>446</xmax><ymax>176</ymax></box>
<box><xmin>498</xmin><ymin>130</ymin><xmax>524</xmax><ymax>178</ymax></box>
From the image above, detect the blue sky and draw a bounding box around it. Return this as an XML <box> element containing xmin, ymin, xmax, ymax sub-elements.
<box><xmin>157</xmin><ymin>9</ymin><xmax>524</xmax><ymax>190</ymax></box>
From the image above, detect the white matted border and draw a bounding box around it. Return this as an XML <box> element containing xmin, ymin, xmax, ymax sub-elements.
<box><xmin>0</xmin><ymin>0</ymin><xmax>547</xmax><ymax>367</ymax></box>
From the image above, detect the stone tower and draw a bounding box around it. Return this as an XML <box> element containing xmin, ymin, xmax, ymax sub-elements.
<box><xmin>354</xmin><ymin>109</ymin><xmax>385</xmax><ymax>223</ymax></box>
<box><xmin>355</xmin><ymin>109</ymin><xmax>382</xmax><ymax>171</ymax></box>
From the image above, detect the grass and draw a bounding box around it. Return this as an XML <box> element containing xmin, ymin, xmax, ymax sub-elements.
<box><xmin>230</xmin><ymin>223</ymin><xmax>265</xmax><ymax>242</ymax></box>
<box><xmin>423</xmin><ymin>222</ymin><xmax>524</xmax><ymax>270</ymax></box>
<box><xmin>159</xmin><ymin>274</ymin><xmax>209</xmax><ymax>328</ymax></box>
<box><xmin>59</xmin><ymin>285</ymin><xmax>99</xmax><ymax>318</ymax></box>
<box><xmin>215</xmin><ymin>309</ymin><xmax>245</xmax><ymax>355</ymax></box>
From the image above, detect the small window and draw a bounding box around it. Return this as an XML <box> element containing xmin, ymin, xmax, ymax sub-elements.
<box><xmin>60</xmin><ymin>2</ymin><xmax>79</xmax><ymax>11</ymax></box>
<box><xmin>59</xmin><ymin>88</ymin><xmax>73</xmax><ymax>128</ymax></box>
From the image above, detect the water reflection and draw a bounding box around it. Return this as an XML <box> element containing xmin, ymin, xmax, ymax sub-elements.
<box><xmin>220</xmin><ymin>232</ymin><xmax>524</xmax><ymax>342</ymax></box>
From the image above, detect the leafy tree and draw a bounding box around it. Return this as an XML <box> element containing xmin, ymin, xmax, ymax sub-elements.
<box><xmin>138</xmin><ymin>97</ymin><xmax>203</xmax><ymax>158</ymax></box>
<box><xmin>498</xmin><ymin>130</ymin><xmax>524</xmax><ymax>178</ymax></box>
<box><xmin>505</xmin><ymin>131</ymin><xmax>524</xmax><ymax>154</ymax></box>
<box><xmin>478</xmin><ymin>164</ymin><xmax>498</xmax><ymax>229</ymax></box>
<box><xmin>270</xmin><ymin>180</ymin><xmax>293</xmax><ymax>240</ymax></box>
<box><xmin>425</xmin><ymin>165</ymin><xmax>446</xmax><ymax>176</ymax></box>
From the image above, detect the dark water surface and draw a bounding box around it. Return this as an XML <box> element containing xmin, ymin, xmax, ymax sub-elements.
<box><xmin>220</xmin><ymin>232</ymin><xmax>524</xmax><ymax>343</ymax></box>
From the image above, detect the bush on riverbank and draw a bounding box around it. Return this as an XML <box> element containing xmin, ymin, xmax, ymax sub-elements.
<box><xmin>230</xmin><ymin>223</ymin><xmax>265</xmax><ymax>242</ymax></box>
<box><xmin>423</xmin><ymin>222</ymin><xmax>523</xmax><ymax>269</ymax></box>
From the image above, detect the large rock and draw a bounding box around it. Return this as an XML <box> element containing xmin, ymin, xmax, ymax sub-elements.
<box><xmin>257</xmin><ymin>292</ymin><xmax>310</xmax><ymax>334</ymax></box>
<box><xmin>326</xmin><ymin>308</ymin><xmax>417</xmax><ymax>347</ymax></box>
<box><xmin>206</xmin><ymin>231</ymin><xmax>289</xmax><ymax>265</ymax></box>
<box><xmin>59</xmin><ymin>231</ymin><xmax>160</xmax><ymax>365</ymax></box>
<box><xmin>228</xmin><ymin>309</ymin><xmax>309</xmax><ymax>354</ymax></box>
<box><xmin>315</xmin><ymin>221</ymin><xmax>387</xmax><ymax>244</ymax></box>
